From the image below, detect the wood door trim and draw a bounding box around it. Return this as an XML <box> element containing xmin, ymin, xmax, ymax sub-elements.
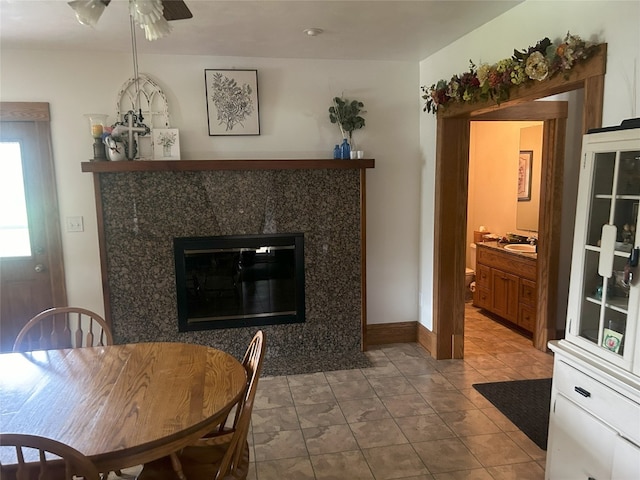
<box><xmin>0</xmin><ymin>102</ymin><xmax>50</xmax><ymax>121</ymax></box>
<box><xmin>431</xmin><ymin>45</ymin><xmax>606</xmax><ymax>359</ymax></box>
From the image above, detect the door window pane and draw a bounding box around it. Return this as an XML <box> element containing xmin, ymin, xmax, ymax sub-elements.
<box><xmin>0</xmin><ymin>142</ymin><xmax>31</xmax><ymax>257</ymax></box>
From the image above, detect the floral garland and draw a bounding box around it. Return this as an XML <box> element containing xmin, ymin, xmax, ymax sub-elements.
<box><xmin>421</xmin><ymin>32</ymin><xmax>599</xmax><ymax>114</ymax></box>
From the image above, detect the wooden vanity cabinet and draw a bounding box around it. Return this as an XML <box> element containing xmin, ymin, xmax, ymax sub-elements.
<box><xmin>473</xmin><ymin>244</ymin><xmax>537</xmax><ymax>333</ymax></box>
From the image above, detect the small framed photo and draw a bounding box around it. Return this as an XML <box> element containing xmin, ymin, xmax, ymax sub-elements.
<box><xmin>152</xmin><ymin>128</ymin><xmax>180</xmax><ymax>160</ymax></box>
<box><xmin>518</xmin><ymin>150</ymin><xmax>533</xmax><ymax>201</ymax></box>
<box><xmin>205</xmin><ymin>69</ymin><xmax>260</xmax><ymax>136</ymax></box>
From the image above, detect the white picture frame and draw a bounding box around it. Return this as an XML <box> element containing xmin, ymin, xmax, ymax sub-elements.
<box><xmin>152</xmin><ymin>128</ymin><xmax>180</xmax><ymax>160</ymax></box>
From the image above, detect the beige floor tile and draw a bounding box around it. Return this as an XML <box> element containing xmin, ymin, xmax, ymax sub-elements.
<box><xmin>438</xmin><ymin>409</ymin><xmax>501</xmax><ymax>437</ymax></box>
<box><xmin>251</xmin><ymin>406</ymin><xmax>300</xmax><ymax>433</ymax></box>
<box><xmin>419</xmin><ymin>389</ymin><xmax>477</xmax><ymax>413</ymax></box>
<box><xmin>486</xmin><ymin>461</ymin><xmax>545</xmax><ymax>479</ymax></box>
<box><xmin>253</xmin><ymin>429</ymin><xmax>308</xmax><ymax>461</ymax></box>
<box><xmin>413</xmin><ymin>438</ymin><xmax>483</xmax><ymax>473</ymax></box>
<box><xmin>368</xmin><ymin>376</ymin><xmax>418</xmax><ymax>397</ymax></box>
<box><xmin>290</xmin><ymin>384</ymin><xmax>336</xmax><ymax>405</ymax></box>
<box><xmin>362</xmin><ymin>443</ymin><xmax>430</xmax><ymax>479</ymax></box>
<box><xmin>405</xmin><ymin>373</ymin><xmax>456</xmax><ymax>392</ymax></box>
<box><xmin>338</xmin><ymin>396</ymin><xmax>391</xmax><ymax>423</ymax></box>
<box><xmin>458</xmin><ymin>387</ymin><xmax>494</xmax><ymax>409</ymax></box>
<box><xmin>441</xmin><ymin>370</ymin><xmax>489</xmax><ymax>390</ymax></box>
<box><xmin>296</xmin><ymin>401</ymin><xmax>347</xmax><ymax>428</ymax></box>
<box><xmin>310</xmin><ymin>451</ymin><xmax>375</xmax><ymax>480</ymax></box>
<box><xmin>329</xmin><ymin>379</ymin><xmax>376</xmax><ymax>401</ymax></box>
<box><xmin>395</xmin><ymin>414</ymin><xmax>456</xmax><ymax>443</ymax></box>
<box><xmin>360</xmin><ymin>362</ymin><xmax>402</xmax><ymax>378</ymax></box>
<box><xmin>478</xmin><ymin>407</ymin><xmax>519</xmax><ymax>432</ymax></box>
<box><xmin>253</xmin><ymin>386</ymin><xmax>294</xmax><ymax>411</ymax></box>
<box><xmin>461</xmin><ymin>433</ymin><xmax>531</xmax><ymax>467</ymax></box>
<box><xmin>324</xmin><ymin>368</ymin><xmax>366</xmax><ymax>384</ymax></box>
<box><xmin>303</xmin><ymin>424</ymin><xmax>359</xmax><ymax>455</ymax></box>
<box><xmin>432</xmin><ymin>468</ymin><xmax>494</xmax><ymax>480</ymax></box>
<box><xmin>258</xmin><ymin>375</ymin><xmax>289</xmax><ymax>389</ymax></box>
<box><xmin>380</xmin><ymin>393</ymin><xmax>435</xmax><ymax>418</ymax></box>
<box><xmin>287</xmin><ymin>372</ymin><xmax>328</xmax><ymax>387</ymax></box>
<box><xmin>256</xmin><ymin>457</ymin><xmax>316</xmax><ymax>480</ymax></box>
<box><xmin>506</xmin><ymin>430</ymin><xmax>546</xmax><ymax>461</ymax></box>
<box><xmin>349</xmin><ymin>418</ymin><xmax>409</xmax><ymax>449</ymax></box>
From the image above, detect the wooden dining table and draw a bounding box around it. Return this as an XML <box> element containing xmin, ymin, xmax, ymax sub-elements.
<box><xmin>0</xmin><ymin>342</ymin><xmax>247</xmax><ymax>472</ymax></box>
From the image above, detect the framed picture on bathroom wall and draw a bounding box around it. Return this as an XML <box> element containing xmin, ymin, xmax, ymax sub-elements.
<box><xmin>518</xmin><ymin>150</ymin><xmax>533</xmax><ymax>201</ymax></box>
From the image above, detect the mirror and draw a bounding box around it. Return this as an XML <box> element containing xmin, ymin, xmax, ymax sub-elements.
<box><xmin>516</xmin><ymin>124</ymin><xmax>543</xmax><ymax>231</ymax></box>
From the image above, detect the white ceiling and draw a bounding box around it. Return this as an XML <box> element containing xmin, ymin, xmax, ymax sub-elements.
<box><xmin>0</xmin><ymin>0</ymin><xmax>522</xmax><ymax>62</ymax></box>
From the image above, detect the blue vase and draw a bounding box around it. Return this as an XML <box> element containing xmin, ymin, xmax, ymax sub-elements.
<box><xmin>340</xmin><ymin>139</ymin><xmax>350</xmax><ymax>159</ymax></box>
<box><xmin>333</xmin><ymin>144</ymin><xmax>341</xmax><ymax>159</ymax></box>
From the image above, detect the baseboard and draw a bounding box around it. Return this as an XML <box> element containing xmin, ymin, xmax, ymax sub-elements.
<box><xmin>366</xmin><ymin>321</ymin><xmax>417</xmax><ymax>345</ymax></box>
<box><xmin>416</xmin><ymin>322</ymin><xmax>435</xmax><ymax>357</ymax></box>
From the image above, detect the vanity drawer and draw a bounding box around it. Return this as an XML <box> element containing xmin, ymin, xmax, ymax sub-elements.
<box><xmin>554</xmin><ymin>360</ymin><xmax>640</xmax><ymax>445</ymax></box>
<box><xmin>519</xmin><ymin>279</ymin><xmax>537</xmax><ymax>306</ymax></box>
<box><xmin>474</xmin><ymin>287</ymin><xmax>491</xmax><ymax>310</ymax></box>
<box><xmin>518</xmin><ymin>303</ymin><xmax>536</xmax><ymax>332</ymax></box>
<box><xmin>475</xmin><ymin>264</ymin><xmax>491</xmax><ymax>288</ymax></box>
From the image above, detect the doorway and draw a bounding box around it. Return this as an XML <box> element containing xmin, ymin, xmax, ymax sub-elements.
<box><xmin>430</xmin><ymin>45</ymin><xmax>606</xmax><ymax>359</ymax></box>
<box><xmin>0</xmin><ymin>102</ymin><xmax>66</xmax><ymax>352</ymax></box>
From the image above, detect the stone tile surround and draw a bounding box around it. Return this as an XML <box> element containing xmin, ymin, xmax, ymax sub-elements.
<box><xmin>96</xmin><ymin>167</ymin><xmax>370</xmax><ymax>374</ymax></box>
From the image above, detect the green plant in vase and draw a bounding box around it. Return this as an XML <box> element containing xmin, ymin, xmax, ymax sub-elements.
<box><xmin>329</xmin><ymin>96</ymin><xmax>366</xmax><ymax>149</ymax></box>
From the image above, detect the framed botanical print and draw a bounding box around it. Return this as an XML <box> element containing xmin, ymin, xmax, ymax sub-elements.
<box><xmin>152</xmin><ymin>128</ymin><xmax>180</xmax><ymax>160</ymax></box>
<box><xmin>205</xmin><ymin>69</ymin><xmax>260</xmax><ymax>136</ymax></box>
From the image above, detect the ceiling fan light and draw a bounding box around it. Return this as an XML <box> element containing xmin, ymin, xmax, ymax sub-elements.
<box><xmin>142</xmin><ymin>17</ymin><xmax>172</xmax><ymax>41</ymax></box>
<box><xmin>130</xmin><ymin>0</ymin><xmax>164</xmax><ymax>24</ymax></box>
<box><xmin>68</xmin><ymin>0</ymin><xmax>107</xmax><ymax>27</ymax></box>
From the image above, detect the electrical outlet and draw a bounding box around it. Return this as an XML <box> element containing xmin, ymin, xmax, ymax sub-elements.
<box><xmin>66</xmin><ymin>216</ymin><xmax>84</xmax><ymax>232</ymax></box>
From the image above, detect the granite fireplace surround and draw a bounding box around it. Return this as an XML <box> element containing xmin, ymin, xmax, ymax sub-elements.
<box><xmin>87</xmin><ymin>160</ymin><xmax>373</xmax><ymax>375</ymax></box>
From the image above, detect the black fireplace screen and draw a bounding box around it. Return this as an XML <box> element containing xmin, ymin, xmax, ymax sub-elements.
<box><xmin>174</xmin><ymin>233</ymin><xmax>305</xmax><ymax>331</ymax></box>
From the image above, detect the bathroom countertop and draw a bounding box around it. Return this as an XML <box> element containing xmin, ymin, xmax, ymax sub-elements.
<box><xmin>476</xmin><ymin>241</ymin><xmax>537</xmax><ymax>259</ymax></box>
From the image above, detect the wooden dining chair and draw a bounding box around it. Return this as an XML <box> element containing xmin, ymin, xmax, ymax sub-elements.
<box><xmin>12</xmin><ymin>307</ymin><xmax>113</xmax><ymax>352</ymax></box>
<box><xmin>138</xmin><ymin>330</ymin><xmax>266</xmax><ymax>480</ymax></box>
<box><xmin>0</xmin><ymin>433</ymin><xmax>101</xmax><ymax>480</ymax></box>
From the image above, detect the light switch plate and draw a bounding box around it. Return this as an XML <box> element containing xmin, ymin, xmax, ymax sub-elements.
<box><xmin>66</xmin><ymin>216</ymin><xmax>84</xmax><ymax>232</ymax></box>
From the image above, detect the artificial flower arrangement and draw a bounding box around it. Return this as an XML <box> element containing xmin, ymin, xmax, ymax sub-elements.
<box><xmin>421</xmin><ymin>32</ymin><xmax>599</xmax><ymax>114</ymax></box>
<box><xmin>329</xmin><ymin>96</ymin><xmax>366</xmax><ymax>143</ymax></box>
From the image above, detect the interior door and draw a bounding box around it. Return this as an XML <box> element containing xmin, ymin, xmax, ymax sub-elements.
<box><xmin>0</xmin><ymin>103</ymin><xmax>66</xmax><ymax>352</ymax></box>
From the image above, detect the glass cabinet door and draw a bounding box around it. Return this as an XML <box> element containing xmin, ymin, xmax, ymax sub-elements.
<box><xmin>574</xmin><ymin>139</ymin><xmax>640</xmax><ymax>363</ymax></box>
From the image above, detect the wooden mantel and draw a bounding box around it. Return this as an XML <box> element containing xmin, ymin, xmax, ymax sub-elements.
<box><xmin>81</xmin><ymin>159</ymin><xmax>375</xmax><ymax>173</ymax></box>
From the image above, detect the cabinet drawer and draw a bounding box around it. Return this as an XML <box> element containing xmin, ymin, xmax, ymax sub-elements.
<box><xmin>554</xmin><ymin>360</ymin><xmax>640</xmax><ymax>445</ymax></box>
<box><xmin>474</xmin><ymin>287</ymin><xmax>491</xmax><ymax>310</ymax></box>
<box><xmin>475</xmin><ymin>264</ymin><xmax>491</xmax><ymax>288</ymax></box>
<box><xmin>519</xmin><ymin>278</ymin><xmax>537</xmax><ymax>306</ymax></box>
<box><xmin>518</xmin><ymin>304</ymin><xmax>536</xmax><ymax>332</ymax></box>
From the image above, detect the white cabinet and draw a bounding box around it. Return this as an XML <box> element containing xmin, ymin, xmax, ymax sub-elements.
<box><xmin>547</xmin><ymin>126</ymin><xmax>640</xmax><ymax>479</ymax></box>
<box><xmin>565</xmin><ymin>127</ymin><xmax>640</xmax><ymax>373</ymax></box>
<box><xmin>546</xmin><ymin>343</ymin><xmax>640</xmax><ymax>479</ymax></box>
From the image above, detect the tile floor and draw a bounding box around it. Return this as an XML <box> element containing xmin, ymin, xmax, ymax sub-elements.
<box><xmin>246</xmin><ymin>304</ymin><xmax>554</xmax><ymax>480</ymax></box>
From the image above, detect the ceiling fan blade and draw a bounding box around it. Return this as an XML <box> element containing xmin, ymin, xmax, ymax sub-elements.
<box><xmin>162</xmin><ymin>0</ymin><xmax>192</xmax><ymax>21</ymax></box>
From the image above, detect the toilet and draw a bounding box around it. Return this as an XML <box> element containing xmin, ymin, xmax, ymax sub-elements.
<box><xmin>465</xmin><ymin>267</ymin><xmax>475</xmax><ymax>289</ymax></box>
<box><xmin>465</xmin><ymin>243</ymin><xmax>477</xmax><ymax>289</ymax></box>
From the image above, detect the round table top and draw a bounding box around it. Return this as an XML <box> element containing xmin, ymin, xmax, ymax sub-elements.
<box><xmin>0</xmin><ymin>342</ymin><xmax>247</xmax><ymax>471</ymax></box>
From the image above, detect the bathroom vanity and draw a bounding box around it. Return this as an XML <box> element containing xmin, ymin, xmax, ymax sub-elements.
<box><xmin>473</xmin><ymin>242</ymin><xmax>537</xmax><ymax>333</ymax></box>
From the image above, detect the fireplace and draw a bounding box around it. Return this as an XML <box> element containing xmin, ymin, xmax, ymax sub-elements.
<box><xmin>83</xmin><ymin>161</ymin><xmax>374</xmax><ymax>374</ymax></box>
<box><xmin>174</xmin><ymin>233</ymin><xmax>305</xmax><ymax>332</ymax></box>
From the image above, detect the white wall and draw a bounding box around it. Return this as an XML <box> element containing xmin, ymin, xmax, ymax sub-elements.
<box><xmin>0</xmin><ymin>50</ymin><xmax>420</xmax><ymax>326</ymax></box>
<box><xmin>419</xmin><ymin>0</ymin><xmax>640</xmax><ymax>330</ymax></box>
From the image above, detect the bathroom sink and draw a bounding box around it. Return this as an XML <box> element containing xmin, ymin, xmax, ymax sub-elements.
<box><xmin>504</xmin><ymin>244</ymin><xmax>537</xmax><ymax>253</ymax></box>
